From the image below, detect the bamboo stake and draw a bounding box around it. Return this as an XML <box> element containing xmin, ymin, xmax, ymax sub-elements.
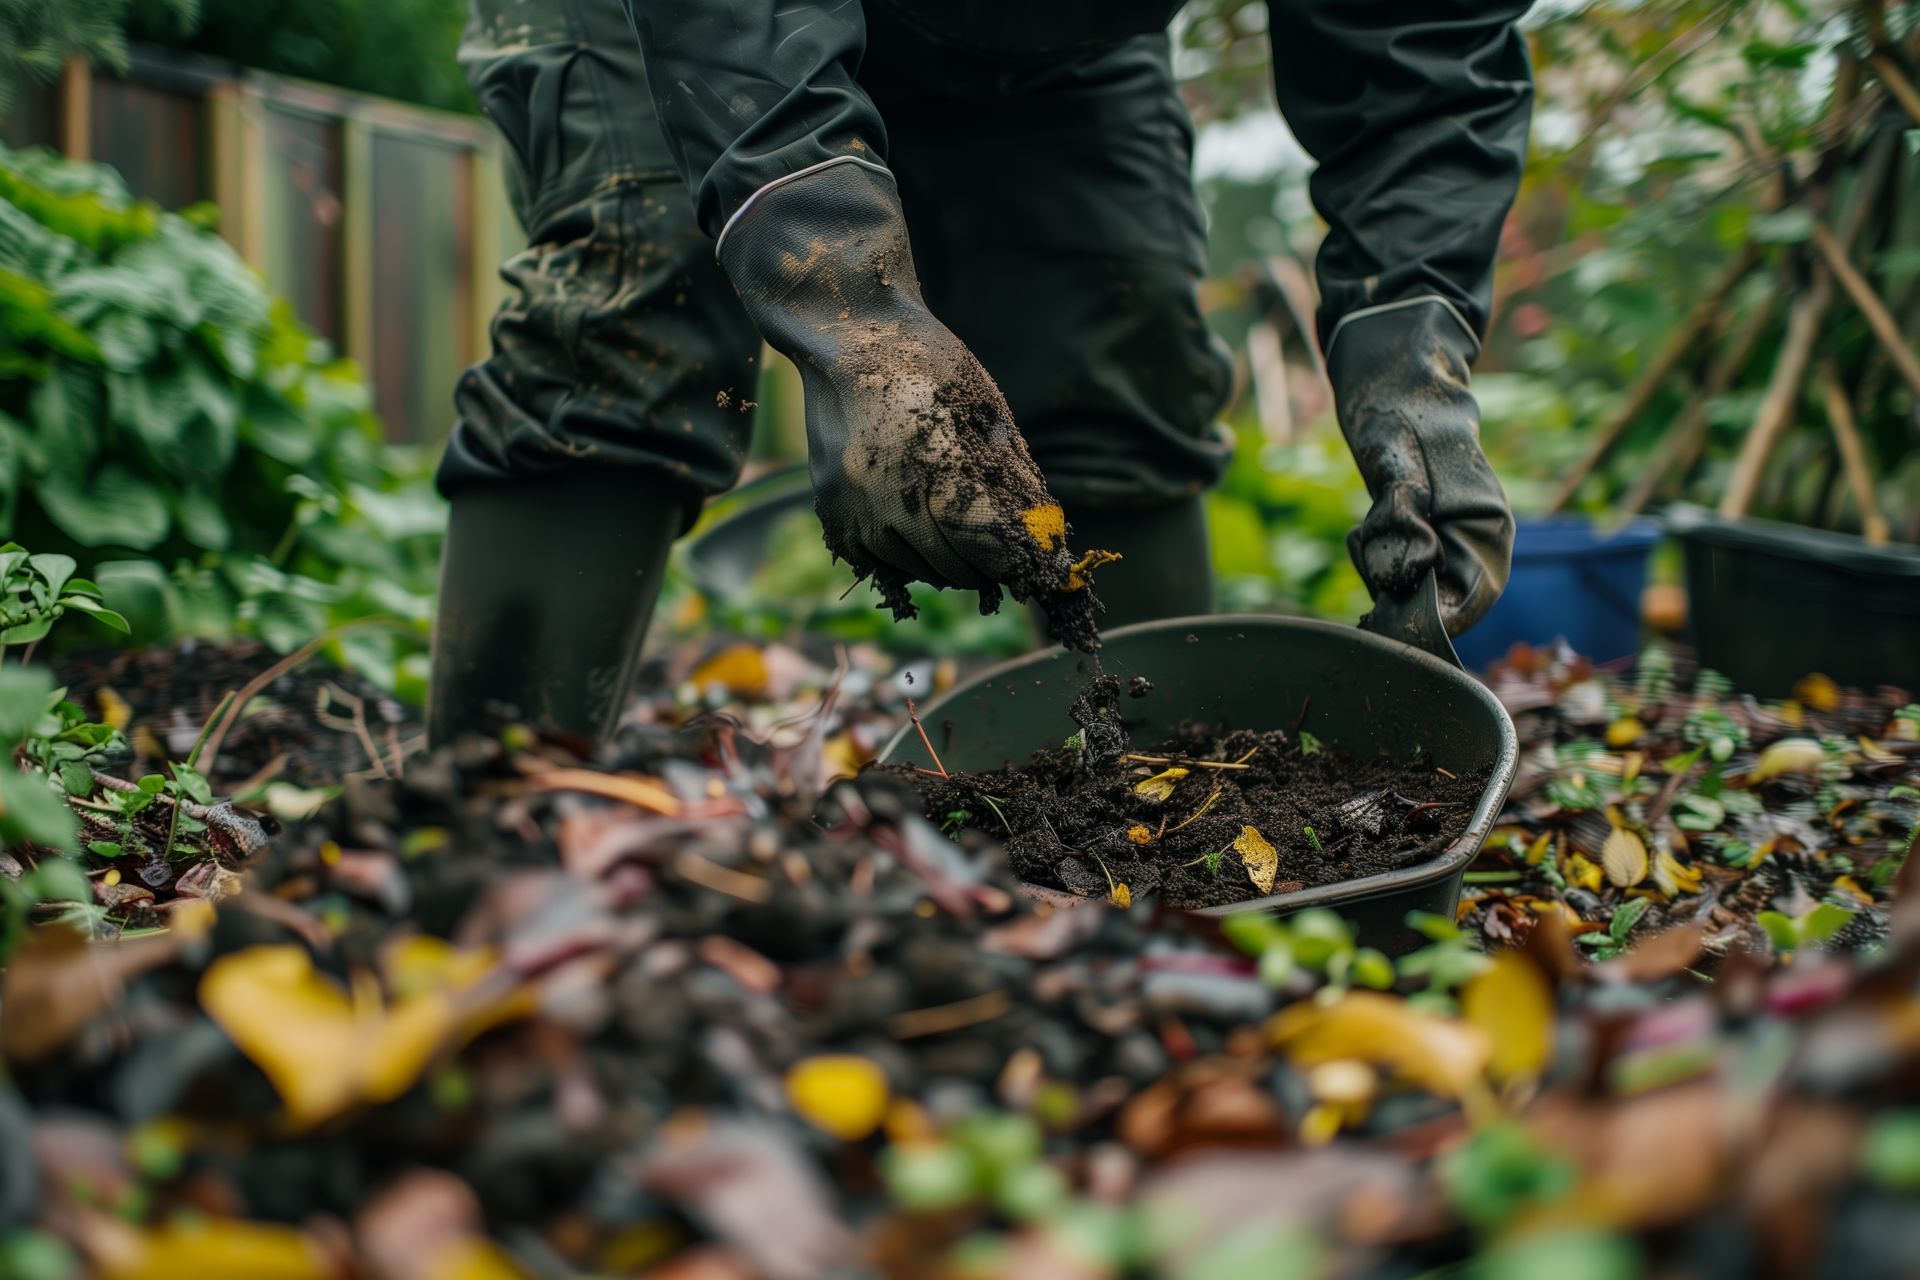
<box><xmin>1816</xmin><ymin>360</ymin><xmax>1892</xmax><ymax>545</ymax></box>
<box><xmin>1620</xmin><ymin>290</ymin><xmax>1781</xmax><ymax>515</ymax></box>
<box><xmin>1809</xmin><ymin>220</ymin><xmax>1920</xmax><ymax>404</ymax></box>
<box><xmin>1546</xmin><ymin>245</ymin><xmax>1758</xmax><ymax>513</ymax></box>
<box><xmin>1719</xmin><ymin>274</ymin><xmax>1834</xmax><ymax>519</ymax></box>
<box><xmin>1868</xmin><ymin>51</ymin><xmax>1920</xmax><ymax>123</ymax></box>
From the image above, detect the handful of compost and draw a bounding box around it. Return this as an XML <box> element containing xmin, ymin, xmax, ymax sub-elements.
<box><xmin>718</xmin><ymin>161</ymin><xmax>1110</xmax><ymax>650</ymax></box>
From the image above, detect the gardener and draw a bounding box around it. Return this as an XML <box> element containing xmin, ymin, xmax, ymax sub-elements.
<box><xmin>430</xmin><ymin>0</ymin><xmax>1529</xmax><ymax>745</ymax></box>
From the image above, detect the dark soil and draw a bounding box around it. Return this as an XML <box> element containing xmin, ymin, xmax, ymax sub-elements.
<box><xmin>899</xmin><ymin>677</ymin><xmax>1490</xmax><ymax>910</ymax></box>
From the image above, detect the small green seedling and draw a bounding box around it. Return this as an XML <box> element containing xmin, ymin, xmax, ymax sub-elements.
<box><xmin>1302</xmin><ymin>825</ymin><xmax>1321</xmax><ymax>851</ymax></box>
<box><xmin>1757</xmin><ymin>902</ymin><xmax>1856</xmax><ymax>954</ymax></box>
<box><xmin>1575</xmin><ymin>896</ymin><xmax>1650</xmax><ymax>961</ymax></box>
<box><xmin>1298</xmin><ymin>730</ymin><xmax>1322</xmax><ymax>756</ymax></box>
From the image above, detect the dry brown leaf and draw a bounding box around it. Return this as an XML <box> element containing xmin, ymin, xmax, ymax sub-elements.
<box><xmin>1601</xmin><ymin>826</ymin><xmax>1648</xmax><ymax>888</ymax></box>
<box><xmin>2</xmin><ymin>926</ymin><xmax>186</xmax><ymax>1065</ymax></box>
<box><xmin>1233</xmin><ymin>825</ymin><xmax>1279</xmax><ymax>894</ymax></box>
<box><xmin>1460</xmin><ymin>949</ymin><xmax>1554</xmax><ymax>1081</ymax></box>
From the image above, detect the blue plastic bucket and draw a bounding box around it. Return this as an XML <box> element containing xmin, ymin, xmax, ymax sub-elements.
<box><xmin>1453</xmin><ymin>516</ymin><xmax>1662</xmax><ymax>669</ymax></box>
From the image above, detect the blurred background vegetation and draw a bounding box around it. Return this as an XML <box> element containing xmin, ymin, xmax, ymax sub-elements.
<box><xmin>0</xmin><ymin>0</ymin><xmax>1914</xmax><ymax>684</ymax></box>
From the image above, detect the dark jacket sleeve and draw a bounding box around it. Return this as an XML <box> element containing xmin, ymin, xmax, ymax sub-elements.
<box><xmin>1265</xmin><ymin>1</ymin><xmax>1533</xmax><ymax>353</ymax></box>
<box><xmin>623</xmin><ymin>0</ymin><xmax>890</xmax><ymax>239</ymax></box>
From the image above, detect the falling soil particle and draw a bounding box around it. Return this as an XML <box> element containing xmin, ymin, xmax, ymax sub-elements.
<box><xmin>899</xmin><ymin>716</ymin><xmax>1489</xmax><ymax>911</ymax></box>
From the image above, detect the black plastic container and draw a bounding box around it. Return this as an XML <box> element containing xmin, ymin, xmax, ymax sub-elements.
<box><xmin>878</xmin><ymin>615</ymin><xmax>1519</xmax><ymax>955</ymax></box>
<box><xmin>1667</xmin><ymin>504</ymin><xmax>1920</xmax><ymax>697</ymax></box>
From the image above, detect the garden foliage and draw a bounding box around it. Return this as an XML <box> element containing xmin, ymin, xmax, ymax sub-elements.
<box><xmin>0</xmin><ymin>144</ymin><xmax>441</xmax><ymax>696</ymax></box>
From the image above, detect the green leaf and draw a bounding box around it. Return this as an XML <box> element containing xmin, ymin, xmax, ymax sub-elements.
<box><xmin>169</xmin><ymin>761</ymin><xmax>213</xmax><ymax>806</ymax></box>
<box><xmin>1756</xmin><ymin>910</ymin><xmax>1800</xmax><ymax>952</ymax></box>
<box><xmin>0</xmin><ymin>666</ymin><xmax>56</xmax><ymax>741</ymax></box>
<box><xmin>1609</xmin><ymin>896</ymin><xmax>1651</xmax><ymax>943</ymax></box>
<box><xmin>1298</xmin><ymin>730</ymin><xmax>1322</xmax><ymax>756</ymax></box>
<box><xmin>170</xmin><ymin>488</ymin><xmax>229</xmax><ymax>552</ymax></box>
<box><xmin>87</xmin><ymin>840</ymin><xmax>123</xmax><ymax>859</ymax></box>
<box><xmin>35</xmin><ymin>464</ymin><xmax>171</xmax><ymax>549</ymax></box>
<box><xmin>57</xmin><ymin>761</ymin><xmax>92</xmax><ymax>797</ymax></box>
<box><xmin>0</xmin><ymin>616</ymin><xmax>53</xmax><ymax>646</ymax></box>
<box><xmin>1800</xmin><ymin>902</ymin><xmax>1855</xmax><ymax>946</ymax></box>
<box><xmin>1862</xmin><ymin>1110</ymin><xmax>1920</xmax><ymax>1191</ymax></box>
<box><xmin>26</xmin><ymin>553</ymin><xmax>75</xmax><ymax>598</ymax></box>
<box><xmin>54</xmin><ymin>595</ymin><xmax>131</xmax><ymax>634</ymax></box>
<box><xmin>0</xmin><ymin>764</ymin><xmax>77</xmax><ymax>849</ymax></box>
<box><xmin>29</xmin><ymin>853</ymin><xmax>91</xmax><ymax>902</ymax></box>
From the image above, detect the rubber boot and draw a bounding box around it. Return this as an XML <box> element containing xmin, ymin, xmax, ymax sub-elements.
<box><xmin>427</xmin><ymin>470</ymin><xmax>689</xmax><ymax>747</ymax></box>
<box><xmin>1030</xmin><ymin>496</ymin><xmax>1214</xmax><ymax>639</ymax></box>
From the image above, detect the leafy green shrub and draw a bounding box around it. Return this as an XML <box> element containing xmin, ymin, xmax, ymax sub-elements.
<box><xmin>0</xmin><ymin>144</ymin><xmax>441</xmax><ymax>697</ymax></box>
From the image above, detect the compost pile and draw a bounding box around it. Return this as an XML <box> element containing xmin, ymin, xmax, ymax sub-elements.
<box><xmin>903</xmin><ymin>674</ymin><xmax>1490</xmax><ymax>910</ymax></box>
<box><xmin>0</xmin><ymin>638</ymin><xmax>1917</xmax><ymax>1279</ymax></box>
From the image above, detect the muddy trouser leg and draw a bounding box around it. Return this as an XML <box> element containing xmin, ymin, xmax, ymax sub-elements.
<box><xmin>430</xmin><ymin>0</ymin><xmax>763</xmax><ymax>744</ymax></box>
<box><xmin>862</xmin><ymin>20</ymin><xmax>1233</xmax><ymax>633</ymax></box>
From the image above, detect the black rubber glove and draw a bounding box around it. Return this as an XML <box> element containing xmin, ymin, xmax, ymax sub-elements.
<box><xmin>1327</xmin><ymin>300</ymin><xmax>1514</xmax><ymax>636</ymax></box>
<box><xmin>717</xmin><ymin>159</ymin><xmax>1103</xmax><ymax>648</ymax></box>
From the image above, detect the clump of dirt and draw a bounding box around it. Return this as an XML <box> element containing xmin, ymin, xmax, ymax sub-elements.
<box><xmin>902</xmin><ymin>717</ymin><xmax>1489</xmax><ymax>911</ymax></box>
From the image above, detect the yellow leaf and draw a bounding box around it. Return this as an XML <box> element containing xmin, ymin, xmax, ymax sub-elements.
<box><xmin>1565</xmin><ymin>854</ymin><xmax>1602</xmax><ymax>894</ymax></box>
<box><xmin>1793</xmin><ymin>673</ymin><xmax>1841</xmax><ymax>712</ymax></box>
<box><xmin>1233</xmin><ymin>825</ymin><xmax>1279</xmax><ymax>894</ymax></box>
<box><xmin>98</xmin><ymin>1218</ymin><xmax>330</xmax><ymax>1280</ymax></box>
<box><xmin>1748</xmin><ymin>737</ymin><xmax>1825</xmax><ymax>782</ymax></box>
<box><xmin>1125</xmin><ymin>823</ymin><xmax>1153</xmax><ymax>846</ymax></box>
<box><xmin>98</xmin><ymin>686</ymin><xmax>133</xmax><ymax>731</ymax></box>
<box><xmin>786</xmin><ymin>1054</ymin><xmax>890</xmax><ymax>1142</ymax></box>
<box><xmin>1605</xmin><ymin>718</ymin><xmax>1644</xmax><ymax>748</ymax></box>
<box><xmin>1460</xmin><ymin>950</ymin><xmax>1554</xmax><ymax>1081</ymax></box>
<box><xmin>688</xmin><ymin>642</ymin><xmax>769</xmax><ymax>698</ymax></box>
<box><xmin>200</xmin><ymin>943</ymin><xmax>528</xmax><ymax>1129</ymax></box>
<box><xmin>1110</xmin><ymin>882</ymin><xmax>1132</xmax><ymax>908</ymax></box>
<box><xmin>1132</xmin><ymin>767</ymin><xmax>1188</xmax><ymax>803</ymax></box>
<box><xmin>1652</xmin><ymin>850</ymin><xmax>1703</xmax><ymax>898</ymax></box>
<box><xmin>1601</xmin><ymin>827</ymin><xmax>1648</xmax><ymax>888</ymax></box>
<box><xmin>428</xmin><ymin>1238</ymin><xmax>532</xmax><ymax>1280</ymax></box>
<box><xmin>1832</xmin><ymin>874</ymin><xmax>1873</xmax><ymax>904</ymax></box>
<box><xmin>1621</xmin><ymin>752</ymin><xmax>1643</xmax><ymax>788</ymax></box>
<box><xmin>1268</xmin><ymin>991</ymin><xmax>1491</xmax><ymax>1099</ymax></box>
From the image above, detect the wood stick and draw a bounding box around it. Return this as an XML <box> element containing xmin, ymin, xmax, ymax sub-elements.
<box><xmin>1119</xmin><ymin>754</ymin><xmax>1252</xmax><ymax>771</ymax></box>
<box><xmin>1868</xmin><ymin>51</ymin><xmax>1920</xmax><ymax>123</ymax></box>
<box><xmin>905</xmin><ymin>699</ymin><xmax>947</xmax><ymax>780</ymax></box>
<box><xmin>1546</xmin><ymin>245</ymin><xmax>1758</xmax><ymax>512</ymax></box>
<box><xmin>1810</xmin><ymin>219</ymin><xmax>1920</xmax><ymax>403</ymax></box>
<box><xmin>1816</xmin><ymin>360</ymin><xmax>1892</xmax><ymax>545</ymax></box>
<box><xmin>1719</xmin><ymin>273</ymin><xmax>1834</xmax><ymax>519</ymax></box>
<box><xmin>1620</xmin><ymin>291</ymin><xmax>1781</xmax><ymax>514</ymax></box>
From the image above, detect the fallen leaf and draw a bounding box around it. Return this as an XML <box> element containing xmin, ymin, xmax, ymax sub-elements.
<box><xmin>1748</xmin><ymin>737</ymin><xmax>1826</xmax><ymax>782</ymax></box>
<box><xmin>786</xmin><ymin>1055</ymin><xmax>890</xmax><ymax>1142</ymax></box>
<box><xmin>1653</xmin><ymin>850</ymin><xmax>1703</xmax><ymax>898</ymax></box>
<box><xmin>1605</xmin><ymin>718</ymin><xmax>1644</xmax><ymax>748</ymax></box>
<box><xmin>1460</xmin><ymin>950</ymin><xmax>1554</xmax><ymax>1081</ymax></box>
<box><xmin>1133</xmin><ymin>767</ymin><xmax>1189</xmax><ymax>803</ymax></box>
<box><xmin>1233</xmin><ymin>826</ymin><xmax>1279</xmax><ymax>894</ymax></box>
<box><xmin>1793</xmin><ymin>673</ymin><xmax>1841</xmax><ymax>712</ymax></box>
<box><xmin>94</xmin><ymin>1216</ymin><xmax>331</xmax><ymax>1280</ymax></box>
<box><xmin>1110</xmin><ymin>883</ymin><xmax>1132</xmax><ymax>909</ymax></box>
<box><xmin>2</xmin><ymin>926</ymin><xmax>186</xmax><ymax>1065</ymax></box>
<box><xmin>1565</xmin><ymin>854</ymin><xmax>1603</xmax><ymax>894</ymax></box>
<box><xmin>200</xmin><ymin>943</ymin><xmax>528</xmax><ymax>1128</ymax></box>
<box><xmin>688</xmin><ymin>643</ymin><xmax>770</xmax><ymax>698</ymax></box>
<box><xmin>1601</xmin><ymin>827</ymin><xmax>1648</xmax><ymax>888</ymax></box>
<box><xmin>1267</xmin><ymin>991</ymin><xmax>1491</xmax><ymax>1099</ymax></box>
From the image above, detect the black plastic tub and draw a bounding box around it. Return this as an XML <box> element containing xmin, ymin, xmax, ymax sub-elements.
<box><xmin>1667</xmin><ymin>505</ymin><xmax>1920</xmax><ymax>697</ymax></box>
<box><xmin>878</xmin><ymin>615</ymin><xmax>1519</xmax><ymax>955</ymax></box>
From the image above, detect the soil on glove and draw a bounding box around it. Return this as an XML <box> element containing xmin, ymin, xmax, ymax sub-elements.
<box><xmin>899</xmin><ymin>676</ymin><xmax>1489</xmax><ymax>910</ymax></box>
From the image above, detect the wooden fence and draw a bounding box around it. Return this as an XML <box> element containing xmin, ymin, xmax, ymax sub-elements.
<box><xmin>1</xmin><ymin>48</ymin><xmax>524</xmax><ymax>445</ymax></box>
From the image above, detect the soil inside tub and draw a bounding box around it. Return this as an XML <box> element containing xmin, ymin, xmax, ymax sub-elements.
<box><xmin>891</xmin><ymin>674</ymin><xmax>1491</xmax><ymax>910</ymax></box>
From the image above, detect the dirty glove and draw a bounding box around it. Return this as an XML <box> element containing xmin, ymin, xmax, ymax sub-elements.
<box><xmin>717</xmin><ymin>159</ymin><xmax>1102</xmax><ymax>647</ymax></box>
<box><xmin>1327</xmin><ymin>300</ymin><xmax>1514</xmax><ymax>636</ymax></box>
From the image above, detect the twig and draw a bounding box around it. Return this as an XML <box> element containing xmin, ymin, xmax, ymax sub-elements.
<box><xmin>887</xmin><ymin>990</ymin><xmax>1012</xmax><ymax>1039</ymax></box>
<box><xmin>1721</xmin><ymin>273</ymin><xmax>1835</xmax><ymax>519</ymax></box>
<box><xmin>1816</xmin><ymin>360</ymin><xmax>1892</xmax><ymax>545</ymax></box>
<box><xmin>1810</xmin><ymin>220</ymin><xmax>1920</xmax><ymax>405</ymax></box>
<box><xmin>905</xmin><ymin>698</ymin><xmax>947</xmax><ymax>780</ymax></box>
<box><xmin>1868</xmin><ymin>51</ymin><xmax>1920</xmax><ymax>122</ymax></box>
<box><xmin>320</xmin><ymin>682</ymin><xmax>389</xmax><ymax>780</ymax></box>
<box><xmin>1120</xmin><ymin>753</ymin><xmax>1251</xmax><ymax>771</ymax></box>
<box><xmin>162</xmin><ymin>690</ymin><xmax>236</xmax><ymax>864</ymax></box>
<box><xmin>196</xmin><ymin>624</ymin><xmax>379</xmax><ymax>779</ymax></box>
<box><xmin>1162</xmin><ymin>784</ymin><xmax>1224</xmax><ymax>835</ymax></box>
<box><xmin>1546</xmin><ymin>246</ymin><xmax>1759</xmax><ymax>513</ymax></box>
<box><xmin>1620</xmin><ymin>291</ymin><xmax>1782</xmax><ymax>514</ymax></box>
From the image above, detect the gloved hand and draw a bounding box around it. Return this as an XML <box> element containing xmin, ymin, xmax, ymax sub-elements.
<box><xmin>717</xmin><ymin>160</ymin><xmax>1103</xmax><ymax>648</ymax></box>
<box><xmin>1326</xmin><ymin>300</ymin><xmax>1515</xmax><ymax>636</ymax></box>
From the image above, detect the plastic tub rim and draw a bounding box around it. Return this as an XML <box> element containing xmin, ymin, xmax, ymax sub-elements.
<box><xmin>878</xmin><ymin>612</ymin><xmax>1521</xmax><ymax>919</ymax></box>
